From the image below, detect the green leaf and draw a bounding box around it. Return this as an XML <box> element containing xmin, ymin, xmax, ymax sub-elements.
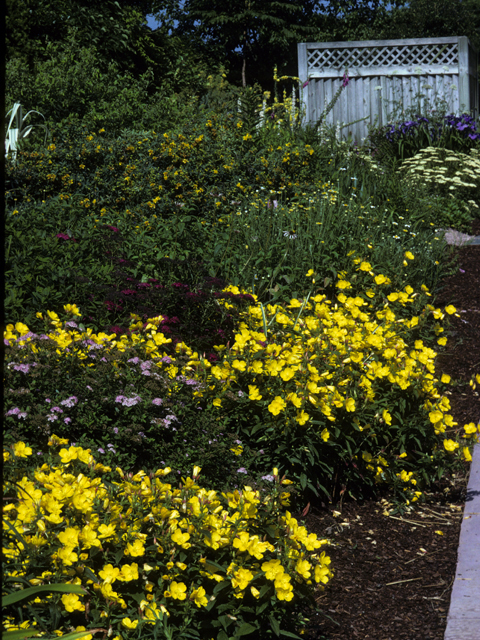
<box><xmin>2</xmin><ymin>583</ymin><xmax>87</xmax><ymax>607</ymax></box>
<box><xmin>234</xmin><ymin>622</ymin><xmax>258</xmax><ymax>637</ymax></box>
<box><xmin>299</xmin><ymin>473</ymin><xmax>307</xmax><ymax>490</ymax></box>
<box><xmin>269</xmin><ymin>615</ymin><xmax>281</xmax><ymax>637</ymax></box>
<box><xmin>279</xmin><ymin>630</ymin><xmax>302</xmax><ymax>639</ymax></box>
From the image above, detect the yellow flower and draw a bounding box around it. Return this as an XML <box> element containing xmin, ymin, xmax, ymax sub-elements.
<box><xmin>441</xmin><ymin>373</ymin><xmax>451</xmax><ymax>384</ymax></box>
<box><xmin>358</xmin><ymin>261</ymin><xmax>372</xmax><ymax>271</ymax></box>
<box><xmin>463</xmin><ymin>447</ymin><xmax>472</xmax><ymax>462</ymax></box>
<box><xmin>295</xmin><ymin>410</ymin><xmax>310</xmax><ymax>425</ymax></box>
<box><xmin>56</xmin><ymin>547</ymin><xmax>78</xmax><ymax>566</ymax></box>
<box><xmin>345</xmin><ymin>398</ymin><xmax>356</xmax><ymax>412</ymax></box>
<box><xmin>231</xmin><ymin>567</ymin><xmax>254</xmax><ymax>591</ymax></box>
<box><xmin>190</xmin><ymin>586</ymin><xmax>208</xmax><ymax>607</ymax></box>
<box><xmin>58</xmin><ymin>527</ymin><xmax>79</xmax><ymax>547</ymax></box>
<box><xmin>248</xmin><ymin>385</ymin><xmax>262</xmax><ymax>401</ymax></box>
<box><xmin>165</xmin><ymin>581</ymin><xmax>187</xmax><ymax>600</ymax></box>
<box><xmin>306</xmin><ymin>269</ymin><xmax>315</xmax><ymax>277</ymax></box>
<box><xmin>336</xmin><ymin>280</ymin><xmax>352</xmax><ymax>289</ymax></box>
<box><xmin>382</xmin><ymin>409</ymin><xmax>392</xmax><ymax>425</ymax></box>
<box><xmin>296</xmin><ymin>559</ymin><xmax>312</xmax><ymax>579</ymax></box>
<box><xmin>61</xmin><ymin>593</ymin><xmax>84</xmax><ymax>612</ymax></box>
<box><xmin>212</xmin><ymin>398</ymin><xmax>222</xmax><ymax>407</ymax></box>
<box><xmin>98</xmin><ymin>523</ymin><xmax>116</xmax><ymax>539</ymax></box>
<box><xmin>445</xmin><ymin>305</ymin><xmax>456</xmax><ymax>315</ymax></box>
<box><xmin>443</xmin><ymin>439</ymin><xmax>459</xmax><ymax>453</ymax></box>
<box><xmin>463</xmin><ymin>423</ymin><xmax>478</xmax><ymax>435</ymax></box>
<box><xmin>99</xmin><ymin>564</ymin><xmax>121</xmax><ymax>584</ymax></box>
<box><xmin>268</xmin><ymin>396</ymin><xmax>286</xmax><ymax>416</ymax></box>
<box><xmin>405</xmin><ymin>251</ymin><xmax>414</xmax><ymax>260</ymax></box>
<box><xmin>321</xmin><ymin>428</ymin><xmax>330</xmax><ymax>442</ymax></box>
<box><xmin>122</xmin><ymin>618</ymin><xmax>139</xmax><ymax>629</ymax></box>
<box><xmin>171</xmin><ymin>529</ymin><xmax>191</xmax><ymax>549</ymax></box>
<box><xmin>125</xmin><ymin>539</ymin><xmax>145</xmax><ymax>556</ymax></box>
<box><xmin>13</xmin><ymin>442</ymin><xmax>32</xmax><ymax>458</ymax></box>
<box><xmin>374</xmin><ymin>274</ymin><xmax>389</xmax><ymax>285</ymax></box>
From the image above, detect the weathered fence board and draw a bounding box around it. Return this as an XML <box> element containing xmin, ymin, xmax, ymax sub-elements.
<box><xmin>298</xmin><ymin>37</ymin><xmax>479</xmax><ymax>144</ymax></box>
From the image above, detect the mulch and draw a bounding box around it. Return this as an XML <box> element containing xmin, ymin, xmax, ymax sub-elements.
<box><xmin>298</xmin><ymin>219</ymin><xmax>480</xmax><ymax>640</ymax></box>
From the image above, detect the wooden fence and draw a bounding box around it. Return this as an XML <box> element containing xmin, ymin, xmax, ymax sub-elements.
<box><xmin>298</xmin><ymin>37</ymin><xmax>479</xmax><ymax>145</ymax></box>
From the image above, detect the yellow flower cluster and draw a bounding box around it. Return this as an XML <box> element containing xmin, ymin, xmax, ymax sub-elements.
<box><xmin>3</xmin><ymin>438</ymin><xmax>332</xmax><ymax>634</ymax></box>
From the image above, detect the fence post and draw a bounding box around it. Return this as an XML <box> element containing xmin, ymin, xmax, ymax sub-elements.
<box><xmin>297</xmin><ymin>43</ymin><xmax>309</xmax><ymax>126</ymax></box>
<box><xmin>458</xmin><ymin>37</ymin><xmax>470</xmax><ymax>113</ymax></box>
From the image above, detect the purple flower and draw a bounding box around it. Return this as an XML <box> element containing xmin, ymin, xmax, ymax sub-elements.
<box><xmin>86</xmin><ymin>385</ymin><xmax>93</xmax><ymax>391</ymax></box>
<box><xmin>60</xmin><ymin>396</ymin><xmax>78</xmax><ymax>408</ymax></box>
<box><xmin>342</xmin><ymin>72</ymin><xmax>349</xmax><ymax>88</ymax></box>
<box><xmin>302</xmin><ymin>80</ymin><xmax>309</xmax><ymax>88</ymax></box>
<box><xmin>45</xmin><ymin>398</ymin><xmax>51</xmax><ymax>403</ymax></box>
<box><xmin>113</xmin><ymin>427</ymin><xmax>119</xmax><ymax>434</ymax></box>
<box><xmin>18</xmin><ymin>412</ymin><xmax>28</xmax><ymax>420</ymax></box>
<box><xmin>160</xmin><ymin>356</ymin><xmax>172</xmax><ymax>364</ymax></box>
<box><xmin>47</xmin><ymin>414</ymin><xmax>59</xmax><ymax>422</ymax></box>
<box><xmin>121</xmin><ymin>396</ymin><xmax>141</xmax><ymax>407</ymax></box>
<box><xmin>6</xmin><ymin>407</ymin><xmax>21</xmax><ymax>416</ymax></box>
<box><xmin>13</xmin><ymin>364</ymin><xmax>30</xmax><ymax>373</ymax></box>
<box><xmin>52</xmin><ymin>407</ymin><xmax>63</xmax><ymax>413</ymax></box>
<box><xmin>128</xmin><ymin>357</ymin><xmax>140</xmax><ymax>365</ymax></box>
<box><xmin>152</xmin><ymin>398</ymin><xmax>163</xmax><ymax>406</ymax></box>
<box><xmin>459</xmin><ymin>268</ymin><xmax>465</xmax><ymax>273</ymax></box>
<box><xmin>115</xmin><ymin>395</ymin><xmax>126</xmax><ymax>403</ymax></box>
<box><xmin>237</xmin><ymin>467</ymin><xmax>248</xmax><ymax>474</ymax></box>
<box><xmin>262</xmin><ymin>474</ymin><xmax>274</xmax><ymax>482</ymax></box>
<box><xmin>64</xmin><ymin>417</ymin><xmax>71</xmax><ymax>424</ymax></box>
<box><xmin>97</xmin><ymin>448</ymin><xmax>105</xmax><ymax>454</ymax></box>
<box><xmin>65</xmin><ymin>321</ymin><xmax>78</xmax><ymax>328</ymax></box>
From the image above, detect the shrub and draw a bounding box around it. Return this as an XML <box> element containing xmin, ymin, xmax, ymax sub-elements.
<box><xmin>397</xmin><ymin>147</ymin><xmax>480</xmax><ymax>214</ymax></box>
<box><xmin>182</xmin><ymin>271</ymin><xmax>478</xmax><ymax>504</ymax></box>
<box><xmin>365</xmin><ymin>112</ymin><xmax>480</xmax><ymax>167</ymax></box>
<box><xmin>3</xmin><ymin>440</ymin><xmax>333</xmax><ymax>639</ymax></box>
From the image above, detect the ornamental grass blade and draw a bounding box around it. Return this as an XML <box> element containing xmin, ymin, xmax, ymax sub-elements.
<box><xmin>3</xmin><ymin>630</ymin><xmax>103</xmax><ymax>640</ymax></box>
<box><xmin>2</xmin><ymin>583</ymin><xmax>87</xmax><ymax>607</ymax></box>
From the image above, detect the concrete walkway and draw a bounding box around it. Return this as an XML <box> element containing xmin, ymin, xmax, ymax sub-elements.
<box><xmin>444</xmin><ymin>436</ymin><xmax>480</xmax><ymax>639</ymax></box>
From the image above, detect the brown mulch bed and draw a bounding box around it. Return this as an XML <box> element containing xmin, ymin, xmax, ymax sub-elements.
<box><xmin>299</xmin><ymin>219</ymin><xmax>480</xmax><ymax>640</ymax></box>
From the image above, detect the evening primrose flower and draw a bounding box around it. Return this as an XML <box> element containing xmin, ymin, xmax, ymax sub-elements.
<box><xmin>231</xmin><ymin>567</ymin><xmax>254</xmax><ymax>591</ymax></box>
<box><xmin>164</xmin><ymin>581</ymin><xmax>187</xmax><ymax>600</ymax></box>
<box><xmin>321</xmin><ymin>428</ymin><xmax>330</xmax><ymax>442</ymax></box>
<box><xmin>463</xmin><ymin>423</ymin><xmax>478</xmax><ymax>435</ymax></box>
<box><xmin>268</xmin><ymin>396</ymin><xmax>286</xmax><ymax>416</ymax></box>
<box><xmin>445</xmin><ymin>305</ymin><xmax>456</xmax><ymax>315</ymax></box>
<box><xmin>61</xmin><ymin>593</ymin><xmax>84</xmax><ymax>612</ymax></box>
<box><xmin>295</xmin><ymin>410</ymin><xmax>310</xmax><ymax>425</ymax></box>
<box><xmin>248</xmin><ymin>385</ymin><xmax>262</xmax><ymax>401</ymax></box>
<box><xmin>443</xmin><ymin>439</ymin><xmax>459</xmax><ymax>452</ymax></box>
<box><xmin>405</xmin><ymin>251</ymin><xmax>414</xmax><ymax>260</ymax></box>
<box><xmin>190</xmin><ymin>586</ymin><xmax>208</xmax><ymax>607</ymax></box>
<box><xmin>121</xmin><ymin>618</ymin><xmax>139</xmax><ymax>629</ymax></box>
<box><xmin>13</xmin><ymin>442</ymin><xmax>32</xmax><ymax>457</ymax></box>
<box><xmin>99</xmin><ymin>564</ymin><xmax>121</xmax><ymax>584</ymax></box>
<box><xmin>382</xmin><ymin>409</ymin><xmax>392</xmax><ymax>425</ymax></box>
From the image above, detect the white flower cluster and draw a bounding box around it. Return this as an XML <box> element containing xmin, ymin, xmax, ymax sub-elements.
<box><xmin>397</xmin><ymin>147</ymin><xmax>480</xmax><ymax>208</ymax></box>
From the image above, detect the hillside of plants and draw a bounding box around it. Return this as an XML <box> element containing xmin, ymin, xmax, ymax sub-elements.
<box><xmin>4</xmin><ymin>2</ymin><xmax>480</xmax><ymax>639</ymax></box>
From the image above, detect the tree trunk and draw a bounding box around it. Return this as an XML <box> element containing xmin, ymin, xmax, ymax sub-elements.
<box><xmin>242</xmin><ymin>52</ymin><xmax>246</xmax><ymax>87</ymax></box>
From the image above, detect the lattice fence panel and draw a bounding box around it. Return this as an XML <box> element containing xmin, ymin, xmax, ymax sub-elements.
<box><xmin>298</xmin><ymin>37</ymin><xmax>478</xmax><ymax>144</ymax></box>
<box><xmin>306</xmin><ymin>42</ymin><xmax>459</xmax><ymax>71</ymax></box>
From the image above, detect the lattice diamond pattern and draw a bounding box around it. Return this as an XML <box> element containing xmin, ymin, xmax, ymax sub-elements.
<box><xmin>307</xmin><ymin>43</ymin><xmax>458</xmax><ymax>70</ymax></box>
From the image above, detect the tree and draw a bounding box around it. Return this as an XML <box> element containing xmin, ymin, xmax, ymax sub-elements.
<box><xmin>162</xmin><ymin>0</ymin><xmax>319</xmax><ymax>87</ymax></box>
